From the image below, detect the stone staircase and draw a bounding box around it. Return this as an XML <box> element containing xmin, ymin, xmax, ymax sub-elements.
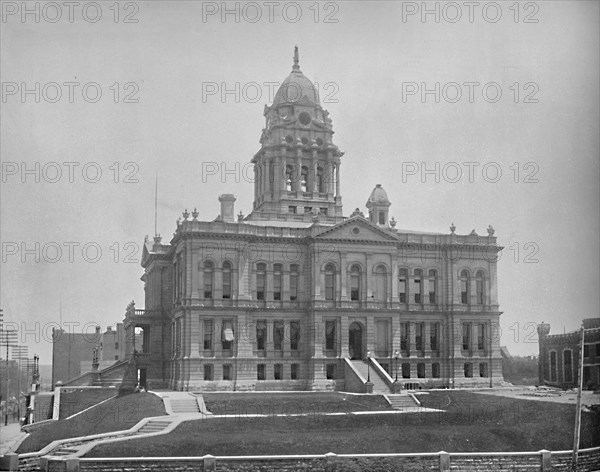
<box><xmin>136</xmin><ymin>418</ymin><xmax>174</xmax><ymax>435</ymax></box>
<box><xmin>350</xmin><ymin>360</ymin><xmax>392</xmax><ymax>394</ymax></box>
<box><xmin>386</xmin><ymin>394</ymin><xmax>419</xmax><ymax>410</ymax></box>
<box><xmin>169</xmin><ymin>396</ymin><xmax>200</xmax><ymax>414</ymax></box>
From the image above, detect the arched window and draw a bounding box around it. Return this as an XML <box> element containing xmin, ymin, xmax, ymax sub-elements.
<box><xmin>460</xmin><ymin>270</ymin><xmax>470</xmax><ymax>304</ymax></box>
<box><xmin>256</xmin><ymin>263</ymin><xmax>266</xmax><ymax>300</ymax></box>
<box><xmin>317</xmin><ymin>167</ymin><xmax>324</xmax><ymax>193</ymax></box>
<box><xmin>301</xmin><ymin>166</ymin><xmax>309</xmax><ymax>192</ymax></box>
<box><xmin>290</xmin><ymin>264</ymin><xmax>299</xmax><ymax>301</ymax></box>
<box><xmin>475</xmin><ymin>270</ymin><xmax>485</xmax><ymax>305</ymax></box>
<box><xmin>378</xmin><ymin>211</ymin><xmax>385</xmax><ymax>225</ymax></box>
<box><xmin>285</xmin><ymin>165</ymin><xmax>293</xmax><ymax>191</ymax></box>
<box><xmin>413</xmin><ymin>269</ymin><xmax>423</xmax><ymax>304</ymax></box>
<box><xmin>325</xmin><ymin>263</ymin><xmax>335</xmax><ymax>301</ymax></box>
<box><xmin>428</xmin><ymin>269</ymin><xmax>437</xmax><ymax>304</ymax></box>
<box><xmin>273</xmin><ymin>263</ymin><xmax>283</xmax><ymax>301</ymax></box>
<box><xmin>374</xmin><ymin>265</ymin><xmax>387</xmax><ymax>303</ymax></box>
<box><xmin>203</xmin><ymin>261</ymin><xmax>214</xmax><ymax>299</ymax></box>
<box><xmin>222</xmin><ymin>261</ymin><xmax>232</xmax><ymax>299</ymax></box>
<box><xmin>399</xmin><ymin>268</ymin><xmax>408</xmax><ymax>303</ymax></box>
<box><xmin>350</xmin><ymin>265</ymin><xmax>361</xmax><ymax>301</ymax></box>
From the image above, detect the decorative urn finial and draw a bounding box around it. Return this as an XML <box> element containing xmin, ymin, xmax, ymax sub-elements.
<box><xmin>183</xmin><ymin>209</ymin><xmax>190</xmax><ymax>220</ymax></box>
<box><xmin>390</xmin><ymin>217</ymin><xmax>397</xmax><ymax>228</ymax></box>
<box><xmin>192</xmin><ymin>208</ymin><xmax>199</xmax><ymax>220</ymax></box>
<box><xmin>487</xmin><ymin>224</ymin><xmax>495</xmax><ymax>236</ymax></box>
<box><xmin>450</xmin><ymin>222</ymin><xmax>456</xmax><ymax>234</ymax></box>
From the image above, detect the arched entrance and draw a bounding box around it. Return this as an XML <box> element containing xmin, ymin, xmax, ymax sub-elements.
<box><xmin>349</xmin><ymin>322</ymin><xmax>364</xmax><ymax>360</ymax></box>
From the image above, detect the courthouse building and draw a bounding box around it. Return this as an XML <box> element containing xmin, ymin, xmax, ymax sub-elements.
<box><xmin>123</xmin><ymin>49</ymin><xmax>504</xmax><ymax>392</ymax></box>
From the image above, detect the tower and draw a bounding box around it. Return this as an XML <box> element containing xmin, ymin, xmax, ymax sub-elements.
<box><xmin>248</xmin><ymin>47</ymin><xmax>344</xmax><ymax>222</ymax></box>
<box><xmin>366</xmin><ymin>184</ymin><xmax>391</xmax><ymax>226</ymax></box>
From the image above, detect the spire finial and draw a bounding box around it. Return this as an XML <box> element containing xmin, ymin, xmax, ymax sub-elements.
<box><xmin>293</xmin><ymin>45</ymin><xmax>300</xmax><ymax>71</ymax></box>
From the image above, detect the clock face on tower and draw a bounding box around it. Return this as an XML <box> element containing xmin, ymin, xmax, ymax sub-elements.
<box><xmin>298</xmin><ymin>112</ymin><xmax>311</xmax><ymax>126</ymax></box>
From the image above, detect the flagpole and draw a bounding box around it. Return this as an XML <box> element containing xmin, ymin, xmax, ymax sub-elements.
<box><xmin>571</xmin><ymin>325</ymin><xmax>585</xmax><ymax>471</ymax></box>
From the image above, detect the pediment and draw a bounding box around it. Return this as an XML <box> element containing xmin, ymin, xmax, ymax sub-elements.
<box><xmin>315</xmin><ymin>216</ymin><xmax>398</xmax><ymax>243</ymax></box>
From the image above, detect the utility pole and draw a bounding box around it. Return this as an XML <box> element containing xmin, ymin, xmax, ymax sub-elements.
<box><xmin>571</xmin><ymin>325</ymin><xmax>585</xmax><ymax>471</ymax></box>
<box><xmin>1</xmin><ymin>309</ymin><xmax>18</xmax><ymax>425</ymax></box>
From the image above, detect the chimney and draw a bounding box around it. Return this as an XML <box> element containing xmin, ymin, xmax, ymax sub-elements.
<box><xmin>95</xmin><ymin>326</ymin><xmax>101</xmax><ymax>335</ymax></box>
<box><xmin>219</xmin><ymin>194</ymin><xmax>236</xmax><ymax>223</ymax></box>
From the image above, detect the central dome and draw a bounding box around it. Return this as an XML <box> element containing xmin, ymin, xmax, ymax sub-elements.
<box><xmin>273</xmin><ymin>47</ymin><xmax>320</xmax><ymax>107</ymax></box>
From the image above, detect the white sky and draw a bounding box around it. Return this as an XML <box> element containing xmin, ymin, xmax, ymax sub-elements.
<box><xmin>1</xmin><ymin>1</ymin><xmax>598</xmax><ymax>362</ymax></box>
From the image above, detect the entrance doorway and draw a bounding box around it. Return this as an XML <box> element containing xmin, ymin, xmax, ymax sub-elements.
<box><xmin>349</xmin><ymin>322</ymin><xmax>364</xmax><ymax>360</ymax></box>
<box><xmin>137</xmin><ymin>368</ymin><xmax>147</xmax><ymax>388</ymax></box>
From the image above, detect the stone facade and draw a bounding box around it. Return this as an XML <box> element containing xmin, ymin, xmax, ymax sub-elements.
<box><xmin>123</xmin><ymin>49</ymin><xmax>504</xmax><ymax>392</ymax></box>
<box><xmin>537</xmin><ymin>318</ymin><xmax>600</xmax><ymax>389</ymax></box>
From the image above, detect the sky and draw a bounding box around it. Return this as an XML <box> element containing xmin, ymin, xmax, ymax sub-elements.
<box><xmin>1</xmin><ymin>1</ymin><xmax>598</xmax><ymax>363</ymax></box>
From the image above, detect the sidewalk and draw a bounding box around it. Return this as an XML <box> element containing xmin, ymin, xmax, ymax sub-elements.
<box><xmin>0</xmin><ymin>422</ymin><xmax>28</xmax><ymax>456</ymax></box>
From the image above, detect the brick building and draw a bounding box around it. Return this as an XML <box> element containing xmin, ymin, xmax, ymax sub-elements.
<box><xmin>52</xmin><ymin>324</ymin><xmax>126</xmax><ymax>385</ymax></box>
<box><xmin>537</xmin><ymin>318</ymin><xmax>600</xmax><ymax>389</ymax></box>
<box><xmin>123</xmin><ymin>48</ymin><xmax>505</xmax><ymax>392</ymax></box>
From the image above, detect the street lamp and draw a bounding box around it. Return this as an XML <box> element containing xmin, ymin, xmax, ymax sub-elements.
<box><xmin>394</xmin><ymin>350</ymin><xmax>399</xmax><ymax>382</ymax></box>
<box><xmin>366</xmin><ymin>350</ymin><xmax>371</xmax><ymax>382</ymax></box>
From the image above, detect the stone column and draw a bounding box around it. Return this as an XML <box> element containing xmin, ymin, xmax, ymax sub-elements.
<box><xmin>266</xmin><ymin>319</ymin><xmax>274</xmax><ymax>355</ymax></box>
<box><xmin>340</xmin><ymin>252</ymin><xmax>348</xmax><ymax>301</ymax></box>
<box><xmin>312</xmin><ymin>151</ymin><xmax>319</xmax><ymax>193</ymax></box>
<box><xmin>335</xmin><ymin>163</ymin><xmax>340</xmax><ymax>197</ymax></box>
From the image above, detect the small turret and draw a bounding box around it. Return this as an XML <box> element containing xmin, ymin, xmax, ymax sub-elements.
<box><xmin>366</xmin><ymin>184</ymin><xmax>391</xmax><ymax>226</ymax></box>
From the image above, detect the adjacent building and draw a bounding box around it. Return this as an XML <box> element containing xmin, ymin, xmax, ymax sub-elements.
<box><xmin>537</xmin><ymin>318</ymin><xmax>600</xmax><ymax>389</ymax></box>
<box><xmin>123</xmin><ymin>48</ymin><xmax>505</xmax><ymax>392</ymax></box>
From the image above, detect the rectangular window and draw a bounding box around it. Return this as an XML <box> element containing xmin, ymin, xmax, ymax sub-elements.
<box><xmin>203</xmin><ymin>320</ymin><xmax>213</xmax><ymax>350</ymax></box>
<box><xmin>476</xmin><ymin>279</ymin><xmax>484</xmax><ymax>304</ymax></box>
<box><xmin>432</xmin><ymin>363</ymin><xmax>440</xmax><ymax>378</ymax></box>
<box><xmin>325</xmin><ymin>272</ymin><xmax>334</xmax><ymax>301</ymax></box>
<box><xmin>288</xmin><ymin>206</ymin><xmax>297</xmax><ymax>214</ymax></box>
<box><xmin>550</xmin><ymin>351</ymin><xmax>557</xmax><ymax>381</ymax></box>
<box><xmin>115</xmin><ymin>342</ymin><xmax>119</xmax><ymax>349</ymax></box>
<box><xmin>204</xmin><ymin>364</ymin><xmax>214</xmax><ymax>381</ymax></box>
<box><xmin>402</xmin><ymin>363</ymin><xmax>410</xmax><ymax>379</ymax></box>
<box><xmin>461</xmin><ymin>279</ymin><xmax>468</xmax><ymax>304</ymax></box>
<box><xmin>398</xmin><ymin>269</ymin><xmax>407</xmax><ymax>303</ymax></box>
<box><xmin>428</xmin><ymin>278</ymin><xmax>436</xmax><ymax>304</ymax></box>
<box><xmin>400</xmin><ymin>323</ymin><xmax>408</xmax><ymax>351</ymax></box>
<box><xmin>256</xmin><ymin>320</ymin><xmax>266</xmax><ymax>351</ymax></box>
<box><xmin>274</xmin><ymin>321</ymin><xmax>284</xmax><ymax>351</ymax></box>
<box><xmin>430</xmin><ymin>323</ymin><xmax>439</xmax><ymax>351</ymax></box>
<box><xmin>584</xmin><ymin>345</ymin><xmax>590</xmax><ymax>358</ymax></box>
<box><xmin>564</xmin><ymin>350</ymin><xmax>573</xmax><ymax>382</ymax></box>
<box><xmin>478</xmin><ymin>323</ymin><xmax>486</xmax><ymax>351</ymax></box>
<box><xmin>325</xmin><ymin>320</ymin><xmax>336</xmax><ymax>350</ymax></box>
<box><xmin>274</xmin><ymin>364</ymin><xmax>283</xmax><ymax>380</ymax></box>
<box><xmin>376</xmin><ymin>319</ymin><xmax>389</xmax><ymax>356</ymax></box>
<box><xmin>114</xmin><ymin>355</ymin><xmax>119</xmax><ymax>360</ymax></box>
<box><xmin>222</xmin><ymin>270</ymin><xmax>231</xmax><ymax>299</ymax></box>
<box><xmin>257</xmin><ymin>364</ymin><xmax>266</xmax><ymax>380</ymax></box>
<box><xmin>290</xmin><ymin>266</ymin><xmax>298</xmax><ymax>301</ymax></box>
<box><xmin>462</xmin><ymin>323</ymin><xmax>471</xmax><ymax>351</ymax></box>
<box><xmin>290</xmin><ymin>321</ymin><xmax>300</xmax><ymax>350</ymax></box>
<box><xmin>223</xmin><ymin>364</ymin><xmax>232</xmax><ymax>381</ymax></box>
<box><xmin>320</xmin><ymin>208</ymin><xmax>328</xmax><ymax>216</ymax></box>
<box><xmin>413</xmin><ymin>277</ymin><xmax>421</xmax><ymax>303</ymax></box>
<box><xmin>326</xmin><ymin>364</ymin><xmax>336</xmax><ymax>380</ymax></box>
<box><xmin>479</xmin><ymin>363</ymin><xmax>488</xmax><ymax>377</ymax></box>
<box><xmin>256</xmin><ymin>269</ymin><xmax>265</xmax><ymax>300</ymax></box>
<box><xmin>415</xmin><ymin>323</ymin><xmax>423</xmax><ymax>351</ymax></box>
<box><xmin>291</xmin><ymin>363</ymin><xmax>299</xmax><ymax>380</ymax></box>
<box><xmin>273</xmin><ymin>270</ymin><xmax>282</xmax><ymax>301</ymax></box>
<box><xmin>222</xmin><ymin>320</ymin><xmax>234</xmax><ymax>351</ymax></box>
<box><xmin>417</xmin><ymin>363</ymin><xmax>425</xmax><ymax>378</ymax></box>
<box><xmin>596</xmin><ymin>343</ymin><xmax>600</xmax><ymax>357</ymax></box>
<box><xmin>304</xmin><ymin>207</ymin><xmax>312</xmax><ymax>214</ymax></box>
<box><xmin>464</xmin><ymin>363</ymin><xmax>473</xmax><ymax>378</ymax></box>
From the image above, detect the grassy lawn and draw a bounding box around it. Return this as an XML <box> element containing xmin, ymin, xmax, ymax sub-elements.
<box><xmin>18</xmin><ymin>392</ymin><xmax>166</xmax><ymax>454</ymax></box>
<box><xmin>203</xmin><ymin>392</ymin><xmax>391</xmax><ymax>415</ymax></box>
<box><xmin>59</xmin><ymin>388</ymin><xmax>117</xmax><ymax>419</ymax></box>
<box><xmin>86</xmin><ymin>391</ymin><xmax>600</xmax><ymax>457</ymax></box>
